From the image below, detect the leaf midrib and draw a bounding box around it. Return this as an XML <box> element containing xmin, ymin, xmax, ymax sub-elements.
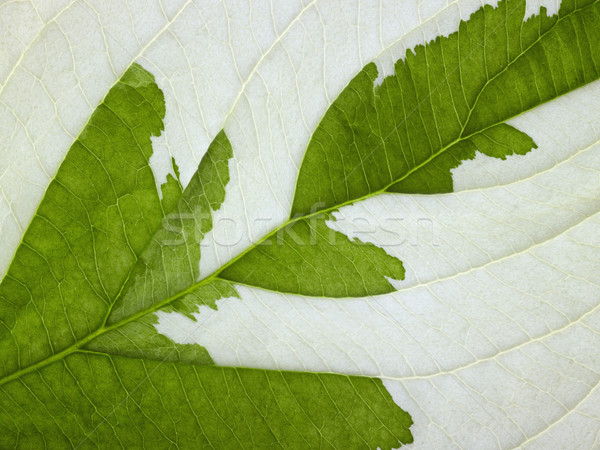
<box><xmin>0</xmin><ymin>0</ymin><xmax>595</xmax><ymax>388</ymax></box>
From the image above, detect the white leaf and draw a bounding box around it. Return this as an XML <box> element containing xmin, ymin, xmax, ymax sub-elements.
<box><xmin>1</xmin><ymin>0</ymin><xmax>598</xmax><ymax>448</ymax></box>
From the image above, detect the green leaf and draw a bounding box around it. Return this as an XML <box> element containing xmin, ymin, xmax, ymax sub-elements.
<box><xmin>0</xmin><ymin>64</ymin><xmax>413</xmax><ymax>448</ymax></box>
<box><xmin>219</xmin><ymin>216</ymin><xmax>405</xmax><ymax>296</ymax></box>
<box><xmin>106</xmin><ymin>129</ymin><xmax>232</xmax><ymax>324</ymax></box>
<box><xmin>0</xmin><ymin>63</ymin><xmax>167</xmax><ymax>379</ymax></box>
<box><xmin>218</xmin><ymin>0</ymin><xmax>600</xmax><ymax>297</ymax></box>
<box><xmin>0</xmin><ymin>354</ymin><xmax>412</xmax><ymax>449</ymax></box>
<box><xmin>291</xmin><ymin>0</ymin><xmax>597</xmax><ymax>214</ymax></box>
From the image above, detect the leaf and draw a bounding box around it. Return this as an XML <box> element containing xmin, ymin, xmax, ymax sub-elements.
<box><xmin>220</xmin><ymin>0</ymin><xmax>599</xmax><ymax>297</ymax></box>
<box><xmin>1</xmin><ymin>0</ymin><xmax>599</xmax><ymax>448</ymax></box>
<box><xmin>292</xmin><ymin>0</ymin><xmax>598</xmax><ymax>212</ymax></box>
<box><xmin>0</xmin><ymin>64</ymin><xmax>412</xmax><ymax>448</ymax></box>
<box><xmin>0</xmin><ymin>64</ymin><xmax>168</xmax><ymax>378</ymax></box>
<box><xmin>1</xmin><ymin>354</ymin><xmax>412</xmax><ymax>449</ymax></box>
<box><xmin>219</xmin><ymin>215</ymin><xmax>406</xmax><ymax>297</ymax></box>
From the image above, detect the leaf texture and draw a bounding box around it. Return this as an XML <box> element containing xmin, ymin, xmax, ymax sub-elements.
<box><xmin>1</xmin><ymin>0</ymin><xmax>599</xmax><ymax>448</ymax></box>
